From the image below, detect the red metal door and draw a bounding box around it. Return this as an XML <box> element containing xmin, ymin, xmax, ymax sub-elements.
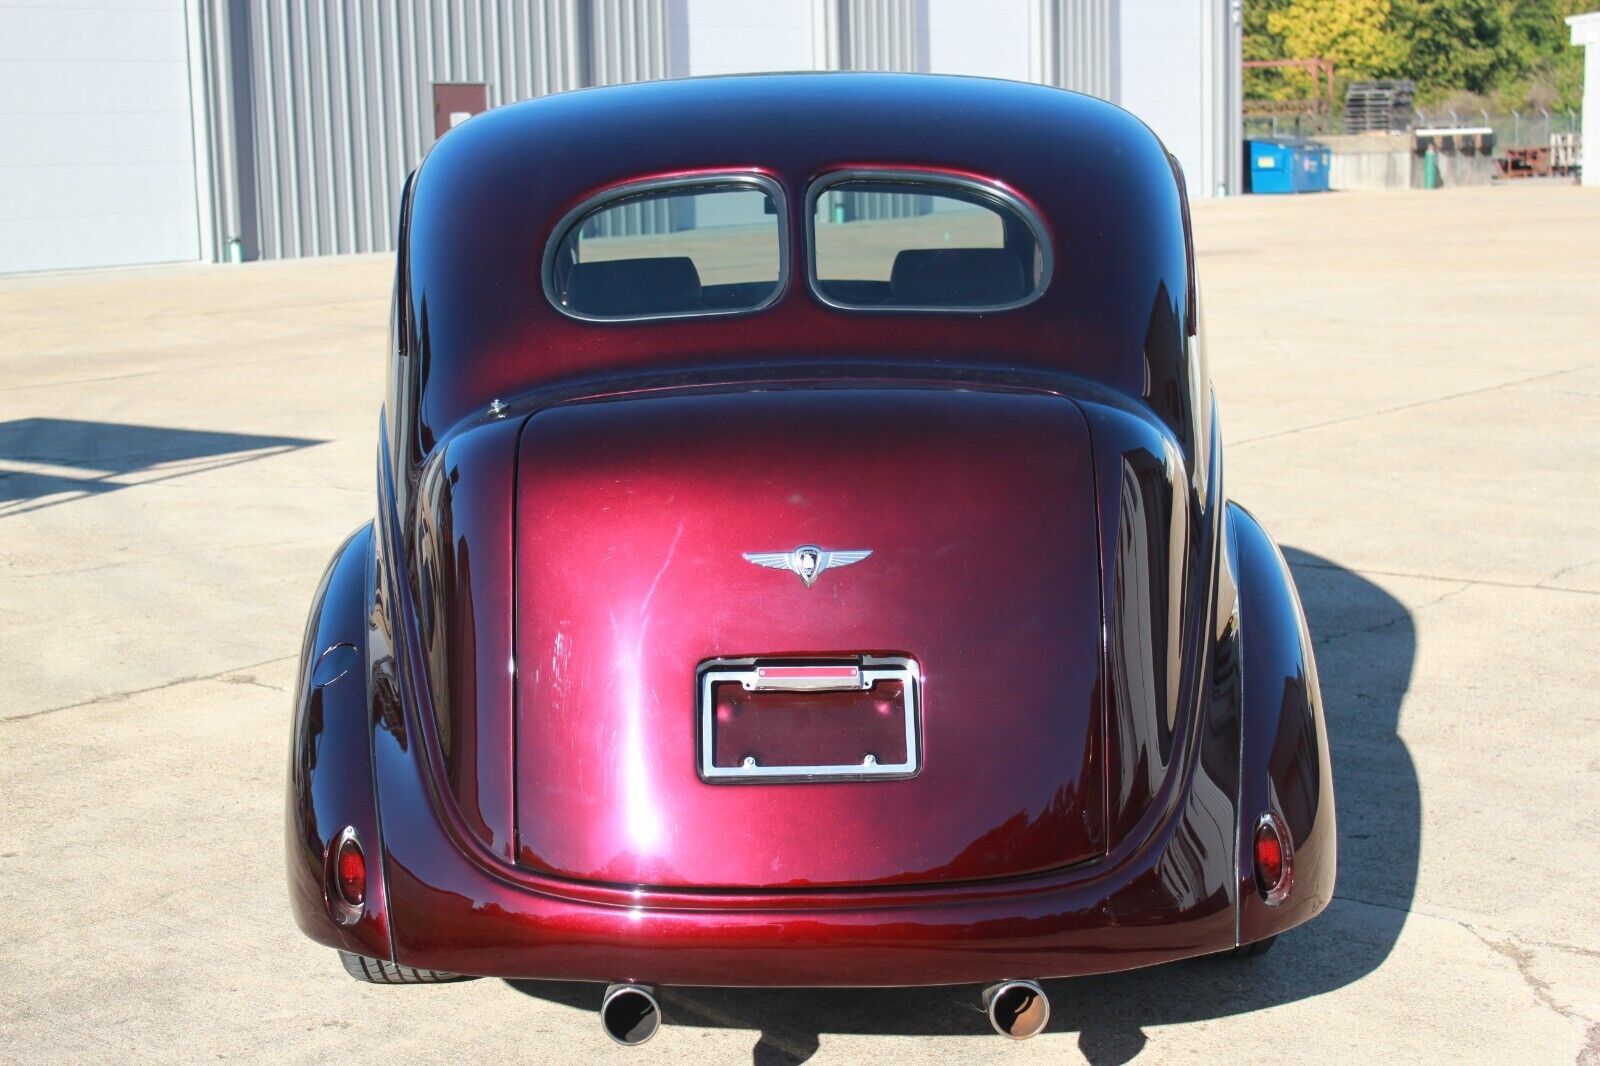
<box><xmin>433</xmin><ymin>83</ymin><xmax>489</xmax><ymax>139</ymax></box>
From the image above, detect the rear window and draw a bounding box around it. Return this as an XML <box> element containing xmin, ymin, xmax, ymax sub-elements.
<box><xmin>809</xmin><ymin>174</ymin><xmax>1050</xmax><ymax>311</ymax></box>
<box><xmin>545</xmin><ymin>176</ymin><xmax>785</xmax><ymax>320</ymax></box>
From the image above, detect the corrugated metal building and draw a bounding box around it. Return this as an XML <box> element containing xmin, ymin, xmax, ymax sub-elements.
<box><xmin>0</xmin><ymin>0</ymin><xmax>1241</xmax><ymax>274</ymax></box>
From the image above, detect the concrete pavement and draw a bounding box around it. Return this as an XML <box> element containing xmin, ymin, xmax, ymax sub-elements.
<box><xmin>2</xmin><ymin>184</ymin><xmax>1597</xmax><ymax>1063</ymax></box>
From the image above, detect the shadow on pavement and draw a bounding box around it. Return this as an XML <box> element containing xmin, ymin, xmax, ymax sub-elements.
<box><xmin>508</xmin><ymin>547</ymin><xmax>1419</xmax><ymax>1063</ymax></box>
<box><xmin>0</xmin><ymin>417</ymin><xmax>324</xmax><ymax>517</ymax></box>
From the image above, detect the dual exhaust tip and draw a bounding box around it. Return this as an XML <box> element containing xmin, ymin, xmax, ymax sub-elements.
<box><xmin>983</xmin><ymin>979</ymin><xmax>1051</xmax><ymax>1039</ymax></box>
<box><xmin>599</xmin><ymin>978</ymin><xmax>1051</xmax><ymax>1045</ymax></box>
<box><xmin>601</xmin><ymin>983</ymin><xmax>662</xmax><ymax>1046</ymax></box>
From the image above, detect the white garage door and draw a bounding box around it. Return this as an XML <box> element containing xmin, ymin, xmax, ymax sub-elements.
<box><xmin>0</xmin><ymin>1</ymin><xmax>200</xmax><ymax>274</ymax></box>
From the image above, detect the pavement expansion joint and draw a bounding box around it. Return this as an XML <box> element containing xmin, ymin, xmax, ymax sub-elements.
<box><xmin>1232</xmin><ymin>362</ymin><xmax>1596</xmax><ymax>447</ymax></box>
<box><xmin>2</xmin><ymin>654</ymin><xmax>296</xmax><ymax>723</ymax></box>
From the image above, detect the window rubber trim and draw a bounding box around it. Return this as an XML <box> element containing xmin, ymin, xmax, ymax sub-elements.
<box><xmin>804</xmin><ymin>168</ymin><xmax>1053</xmax><ymax>315</ymax></box>
<box><xmin>542</xmin><ymin>171</ymin><xmax>790</xmax><ymax>324</ymax></box>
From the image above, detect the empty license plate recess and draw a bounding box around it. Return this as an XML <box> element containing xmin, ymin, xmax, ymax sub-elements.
<box><xmin>696</xmin><ymin>656</ymin><xmax>921</xmax><ymax>782</ymax></box>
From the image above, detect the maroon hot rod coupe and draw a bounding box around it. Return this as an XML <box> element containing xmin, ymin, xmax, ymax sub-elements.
<box><xmin>288</xmin><ymin>73</ymin><xmax>1334</xmax><ymax>1044</ymax></box>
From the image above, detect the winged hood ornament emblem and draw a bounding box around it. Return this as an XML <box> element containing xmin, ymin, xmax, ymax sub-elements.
<box><xmin>743</xmin><ymin>545</ymin><xmax>873</xmax><ymax>588</ymax></box>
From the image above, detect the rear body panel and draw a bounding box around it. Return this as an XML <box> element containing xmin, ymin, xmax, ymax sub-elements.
<box><xmin>286</xmin><ymin>73</ymin><xmax>1335</xmax><ymax>986</ymax></box>
<box><xmin>514</xmin><ymin>389</ymin><xmax>1105</xmax><ymax>888</ymax></box>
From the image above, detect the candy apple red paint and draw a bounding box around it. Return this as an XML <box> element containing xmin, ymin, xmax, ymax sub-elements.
<box><xmin>286</xmin><ymin>72</ymin><xmax>1335</xmax><ymax>1040</ymax></box>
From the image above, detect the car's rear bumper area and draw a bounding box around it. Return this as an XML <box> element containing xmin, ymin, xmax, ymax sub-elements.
<box><xmin>384</xmin><ymin>860</ymin><xmax>1242</xmax><ymax>987</ymax></box>
<box><xmin>298</xmin><ymin>636</ymin><xmax>1323</xmax><ymax>988</ymax></box>
<box><xmin>366</xmin><ymin>698</ymin><xmax>1254</xmax><ymax>987</ymax></box>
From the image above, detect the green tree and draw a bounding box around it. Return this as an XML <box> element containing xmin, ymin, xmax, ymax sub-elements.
<box><xmin>1243</xmin><ymin>0</ymin><xmax>1298</xmax><ymax>100</ymax></box>
<box><xmin>1499</xmin><ymin>0</ymin><xmax>1588</xmax><ymax>108</ymax></box>
<box><xmin>1267</xmin><ymin>0</ymin><xmax>1409</xmax><ymax>79</ymax></box>
<box><xmin>1244</xmin><ymin>0</ymin><xmax>1586</xmax><ymax>110</ymax></box>
<box><xmin>1391</xmin><ymin>0</ymin><xmax>1513</xmax><ymax>94</ymax></box>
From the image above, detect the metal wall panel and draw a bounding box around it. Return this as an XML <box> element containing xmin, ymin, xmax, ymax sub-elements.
<box><xmin>1212</xmin><ymin>0</ymin><xmax>1243</xmax><ymax>196</ymax></box>
<box><xmin>193</xmin><ymin>0</ymin><xmax>241</xmax><ymax>264</ymax></box>
<box><xmin>1036</xmin><ymin>0</ymin><xmax>1116</xmax><ymax>100</ymax></box>
<box><xmin>0</xmin><ymin>1</ymin><xmax>201</xmax><ymax>273</ymax></box>
<box><xmin>837</xmin><ymin>0</ymin><xmax>926</xmax><ymax>72</ymax></box>
<box><xmin>589</xmin><ymin>0</ymin><xmax>673</xmax><ymax>85</ymax></box>
<box><xmin>212</xmin><ymin>0</ymin><xmax>589</xmax><ymax>260</ymax></box>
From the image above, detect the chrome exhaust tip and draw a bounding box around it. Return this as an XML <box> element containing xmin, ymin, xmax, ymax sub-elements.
<box><xmin>982</xmin><ymin>979</ymin><xmax>1050</xmax><ymax>1039</ymax></box>
<box><xmin>601</xmin><ymin>983</ymin><xmax>661</xmax><ymax>1046</ymax></box>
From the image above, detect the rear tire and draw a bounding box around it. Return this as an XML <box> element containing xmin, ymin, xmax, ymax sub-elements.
<box><xmin>338</xmin><ymin>951</ymin><xmax>473</xmax><ymax>984</ymax></box>
<box><xmin>1219</xmin><ymin>935</ymin><xmax>1277</xmax><ymax>959</ymax></box>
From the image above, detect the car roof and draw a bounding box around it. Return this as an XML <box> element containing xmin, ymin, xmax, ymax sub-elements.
<box><xmin>403</xmin><ymin>72</ymin><xmax>1191</xmax><ymax>441</ymax></box>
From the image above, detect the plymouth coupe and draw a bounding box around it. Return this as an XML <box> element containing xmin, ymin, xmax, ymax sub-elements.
<box><xmin>287</xmin><ymin>72</ymin><xmax>1335</xmax><ymax>1044</ymax></box>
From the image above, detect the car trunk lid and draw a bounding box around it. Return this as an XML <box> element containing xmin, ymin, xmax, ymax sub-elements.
<box><xmin>513</xmin><ymin>387</ymin><xmax>1106</xmax><ymax>889</ymax></box>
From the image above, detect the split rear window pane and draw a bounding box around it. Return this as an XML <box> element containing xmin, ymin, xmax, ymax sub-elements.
<box><xmin>549</xmin><ymin>184</ymin><xmax>782</xmax><ymax>319</ymax></box>
<box><xmin>811</xmin><ymin>181</ymin><xmax>1047</xmax><ymax>310</ymax></box>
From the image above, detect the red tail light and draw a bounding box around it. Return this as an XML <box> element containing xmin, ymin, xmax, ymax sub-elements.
<box><xmin>1254</xmin><ymin>826</ymin><xmax>1283</xmax><ymax>887</ymax></box>
<box><xmin>335</xmin><ymin>833</ymin><xmax>366</xmax><ymax>907</ymax></box>
<box><xmin>1253</xmin><ymin>814</ymin><xmax>1291</xmax><ymax>904</ymax></box>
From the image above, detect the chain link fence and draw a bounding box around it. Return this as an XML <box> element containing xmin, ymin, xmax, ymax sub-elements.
<box><xmin>1245</xmin><ymin>110</ymin><xmax>1581</xmax><ymax>155</ymax></box>
<box><xmin>1413</xmin><ymin>109</ymin><xmax>1580</xmax><ymax>152</ymax></box>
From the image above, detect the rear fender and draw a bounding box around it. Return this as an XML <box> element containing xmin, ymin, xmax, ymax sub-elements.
<box><xmin>285</xmin><ymin>523</ymin><xmax>393</xmax><ymax>959</ymax></box>
<box><xmin>1228</xmin><ymin>504</ymin><xmax>1337</xmax><ymax>944</ymax></box>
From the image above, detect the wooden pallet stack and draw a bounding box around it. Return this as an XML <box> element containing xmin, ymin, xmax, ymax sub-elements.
<box><xmin>1344</xmin><ymin>80</ymin><xmax>1416</xmax><ymax>134</ymax></box>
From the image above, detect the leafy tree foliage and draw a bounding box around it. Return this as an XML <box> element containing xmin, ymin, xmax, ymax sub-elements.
<box><xmin>1244</xmin><ymin>0</ymin><xmax>1586</xmax><ymax>109</ymax></box>
<box><xmin>1268</xmin><ymin>0</ymin><xmax>1408</xmax><ymax>79</ymax></box>
<box><xmin>1243</xmin><ymin>0</ymin><xmax>1299</xmax><ymax>100</ymax></box>
<box><xmin>1397</xmin><ymin>0</ymin><xmax>1513</xmax><ymax>94</ymax></box>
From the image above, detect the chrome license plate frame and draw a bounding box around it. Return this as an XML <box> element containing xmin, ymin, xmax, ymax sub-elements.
<box><xmin>695</xmin><ymin>655</ymin><xmax>922</xmax><ymax>783</ymax></box>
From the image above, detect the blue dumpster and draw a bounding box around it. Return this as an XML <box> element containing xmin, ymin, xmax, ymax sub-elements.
<box><xmin>1295</xmin><ymin>142</ymin><xmax>1331</xmax><ymax>192</ymax></box>
<box><xmin>1246</xmin><ymin>139</ymin><xmax>1331</xmax><ymax>194</ymax></box>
